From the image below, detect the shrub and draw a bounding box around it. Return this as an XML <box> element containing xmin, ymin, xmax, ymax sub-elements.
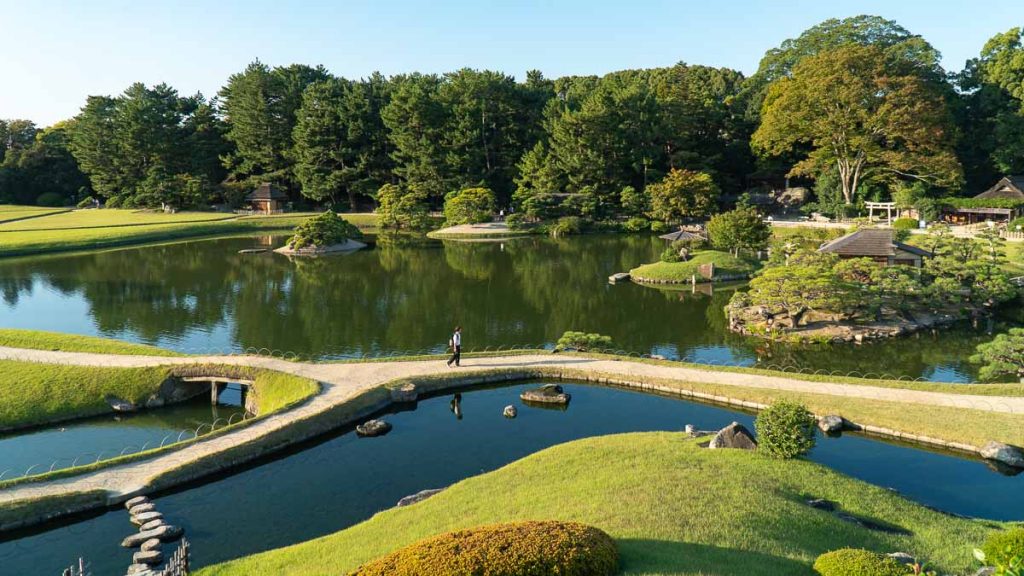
<box><xmin>755</xmin><ymin>400</ymin><xmax>817</xmax><ymax>459</ymax></box>
<box><xmin>556</xmin><ymin>331</ymin><xmax>613</xmax><ymax>352</ymax></box>
<box><xmin>660</xmin><ymin>246</ymin><xmax>683</xmax><ymax>263</ymax></box>
<box><xmin>35</xmin><ymin>192</ymin><xmax>66</xmax><ymax>207</ymax></box>
<box><xmin>348</xmin><ymin>520</ymin><xmax>619</xmax><ymax>576</ymax></box>
<box><xmin>76</xmin><ymin>196</ymin><xmax>97</xmax><ymax>209</ymax></box>
<box><xmin>980</xmin><ymin>527</ymin><xmax>1024</xmax><ymax>570</ymax></box>
<box><xmin>549</xmin><ymin>216</ymin><xmax>584</xmax><ymax>237</ymax></box>
<box><xmin>622</xmin><ymin>216</ymin><xmax>650</xmax><ymax>233</ymax></box>
<box><xmin>287</xmin><ymin>211</ymin><xmax>362</xmax><ymax>250</ymax></box>
<box><xmin>506</xmin><ymin>213</ymin><xmax>528</xmax><ymax>230</ymax></box>
<box><xmin>105</xmin><ymin>196</ymin><xmax>124</xmax><ymax>208</ymax></box>
<box><xmin>443</xmin><ymin>187</ymin><xmax>496</xmax><ymax>225</ymax></box>
<box><xmin>377</xmin><ymin>183</ymin><xmax>431</xmax><ymax>230</ymax></box>
<box><xmin>893</xmin><ymin>217</ymin><xmax>919</xmax><ymax>230</ymax></box>
<box><xmin>813</xmin><ymin>548</ymin><xmax>911</xmax><ymax>576</ymax></box>
<box><xmin>706</xmin><ymin>205</ymin><xmax>770</xmax><ymax>255</ymax></box>
<box><xmin>650</xmin><ymin>220</ymin><xmax>669</xmax><ymax>233</ymax></box>
<box><xmin>1009</xmin><ymin>217</ymin><xmax>1024</xmax><ymax>232</ymax></box>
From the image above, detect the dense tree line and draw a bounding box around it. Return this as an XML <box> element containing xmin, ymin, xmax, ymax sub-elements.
<box><xmin>2</xmin><ymin>16</ymin><xmax>1024</xmax><ymax>221</ymax></box>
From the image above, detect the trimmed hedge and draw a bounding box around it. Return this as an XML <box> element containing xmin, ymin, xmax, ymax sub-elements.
<box><xmin>755</xmin><ymin>400</ymin><xmax>817</xmax><ymax>459</ymax></box>
<box><xmin>348</xmin><ymin>520</ymin><xmax>619</xmax><ymax>576</ymax></box>
<box><xmin>982</xmin><ymin>527</ymin><xmax>1024</xmax><ymax>568</ymax></box>
<box><xmin>813</xmin><ymin>548</ymin><xmax>911</xmax><ymax>576</ymax></box>
<box><xmin>892</xmin><ymin>218</ymin><xmax>918</xmax><ymax>230</ymax></box>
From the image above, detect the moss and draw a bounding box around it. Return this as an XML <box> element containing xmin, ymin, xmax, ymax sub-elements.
<box><xmin>348</xmin><ymin>521</ymin><xmax>618</xmax><ymax>576</ymax></box>
<box><xmin>813</xmin><ymin>548</ymin><xmax>911</xmax><ymax>576</ymax></box>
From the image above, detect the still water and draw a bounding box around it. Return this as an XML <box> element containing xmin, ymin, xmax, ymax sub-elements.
<box><xmin>0</xmin><ymin>381</ymin><xmax>1019</xmax><ymax>575</ymax></box>
<box><xmin>0</xmin><ymin>234</ymin><xmax>998</xmax><ymax>380</ymax></box>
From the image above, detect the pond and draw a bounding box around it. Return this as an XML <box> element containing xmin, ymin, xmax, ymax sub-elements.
<box><xmin>0</xmin><ymin>233</ymin><xmax>1003</xmax><ymax>381</ymax></box>
<box><xmin>0</xmin><ymin>389</ymin><xmax>246</xmax><ymax>479</ymax></box>
<box><xmin>0</xmin><ymin>381</ymin><xmax>1019</xmax><ymax>575</ymax></box>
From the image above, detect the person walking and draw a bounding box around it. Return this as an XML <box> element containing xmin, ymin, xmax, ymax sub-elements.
<box><xmin>446</xmin><ymin>326</ymin><xmax>462</xmax><ymax>367</ymax></box>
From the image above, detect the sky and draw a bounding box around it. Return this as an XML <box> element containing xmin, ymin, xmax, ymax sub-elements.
<box><xmin>1</xmin><ymin>0</ymin><xmax>1020</xmax><ymax>126</ymax></box>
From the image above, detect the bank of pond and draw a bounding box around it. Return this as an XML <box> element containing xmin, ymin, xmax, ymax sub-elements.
<box><xmin>0</xmin><ymin>380</ymin><xmax>1019</xmax><ymax>575</ymax></box>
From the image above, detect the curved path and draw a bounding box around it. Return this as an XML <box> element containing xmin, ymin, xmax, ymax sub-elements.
<box><xmin>1</xmin><ymin>345</ymin><xmax>1023</xmax><ymax>527</ymax></box>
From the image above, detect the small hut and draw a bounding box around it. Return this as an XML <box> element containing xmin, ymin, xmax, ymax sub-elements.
<box><xmin>658</xmin><ymin>227</ymin><xmax>706</xmax><ymax>244</ymax></box>
<box><xmin>818</xmin><ymin>228</ymin><xmax>931</xmax><ymax>267</ymax></box>
<box><xmin>942</xmin><ymin>176</ymin><xmax>1024</xmax><ymax>225</ymax></box>
<box><xmin>245</xmin><ymin>183</ymin><xmax>287</xmax><ymax>214</ymax></box>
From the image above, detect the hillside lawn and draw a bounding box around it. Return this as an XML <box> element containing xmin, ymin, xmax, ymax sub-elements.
<box><xmin>0</xmin><ymin>207</ymin><xmax>379</xmax><ymax>258</ymax></box>
<box><xmin>0</xmin><ymin>205</ymin><xmax>70</xmax><ymax>224</ymax></box>
<box><xmin>197</xmin><ymin>432</ymin><xmax>1000</xmax><ymax>576</ymax></box>
<box><xmin>630</xmin><ymin>250</ymin><xmax>760</xmax><ymax>283</ymax></box>
<box><xmin>0</xmin><ymin>328</ymin><xmax>183</xmax><ymax>356</ymax></box>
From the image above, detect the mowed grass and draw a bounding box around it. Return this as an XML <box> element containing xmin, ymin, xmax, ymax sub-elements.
<box><xmin>0</xmin><ymin>209</ymin><xmax>379</xmax><ymax>257</ymax></box>
<box><xmin>0</xmin><ymin>360</ymin><xmax>172</xmax><ymax>430</ymax></box>
<box><xmin>0</xmin><ymin>328</ymin><xmax>183</xmax><ymax>356</ymax></box>
<box><xmin>630</xmin><ymin>250</ymin><xmax>759</xmax><ymax>282</ymax></box>
<box><xmin>197</xmin><ymin>432</ymin><xmax>998</xmax><ymax>576</ymax></box>
<box><xmin>0</xmin><ymin>205</ymin><xmax>70</xmax><ymax>224</ymax></box>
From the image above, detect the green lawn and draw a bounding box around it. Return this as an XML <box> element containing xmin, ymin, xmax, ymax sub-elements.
<box><xmin>630</xmin><ymin>250</ymin><xmax>760</xmax><ymax>283</ymax></box>
<box><xmin>0</xmin><ymin>360</ymin><xmax>172</xmax><ymax>430</ymax></box>
<box><xmin>0</xmin><ymin>208</ymin><xmax>379</xmax><ymax>257</ymax></box>
<box><xmin>0</xmin><ymin>328</ymin><xmax>183</xmax><ymax>356</ymax></box>
<box><xmin>197</xmin><ymin>432</ymin><xmax>998</xmax><ymax>576</ymax></box>
<box><xmin>0</xmin><ymin>205</ymin><xmax>70</xmax><ymax>224</ymax></box>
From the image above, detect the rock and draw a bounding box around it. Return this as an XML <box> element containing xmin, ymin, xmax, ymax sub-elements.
<box><xmin>973</xmin><ymin>568</ymin><xmax>996</xmax><ymax>576</ymax></box>
<box><xmin>106</xmin><ymin>395</ymin><xmax>138</xmax><ymax>413</ymax></box>
<box><xmin>980</xmin><ymin>441</ymin><xmax>1024</xmax><ymax>469</ymax></box>
<box><xmin>390</xmin><ymin>383</ymin><xmax>418</xmax><ymax>403</ymax></box>
<box><xmin>608</xmin><ymin>272</ymin><xmax>631</xmax><ymax>283</ymax></box>
<box><xmin>140</xmin><ymin>538</ymin><xmax>162</xmax><ymax>552</ymax></box>
<box><xmin>124</xmin><ymin>496</ymin><xmax>149</xmax><ymax>510</ymax></box>
<box><xmin>125</xmin><ymin>564</ymin><xmax>157</xmax><ymax>575</ymax></box>
<box><xmin>650</xmin><ymin>354</ymin><xmax>666</xmax><ymax>360</ymax></box>
<box><xmin>503</xmin><ymin>405</ymin><xmax>517</xmax><ymax>418</ymax></box>
<box><xmin>356</xmin><ymin>419</ymin><xmax>392</xmax><ymax>437</ymax></box>
<box><xmin>684</xmin><ymin>424</ymin><xmax>715</xmax><ymax>437</ymax></box>
<box><xmin>139</xmin><ymin>519</ymin><xmax>166</xmax><ymax>531</ymax></box>
<box><xmin>121</xmin><ymin>525</ymin><xmax>183</xmax><ymax>548</ymax></box>
<box><xmin>887</xmin><ymin>552</ymin><xmax>916</xmax><ymax>566</ymax></box>
<box><xmin>708</xmin><ymin>422</ymin><xmax>758</xmax><ymax>450</ymax></box>
<box><xmin>396</xmin><ymin>488</ymin><xmax>444</xmax><ymax>507</ymax></box>
<box><xmin>274</xmin><ymin>239</ymin><xmax>368</xmax><ymax>256</ymax></box>
<box><xmin>133</xmin><ymin>549</ymin><xmax>163</xmax><ymax>565</ymax></box>
<box><xmin>817</xmin><ymin>415</ymin><xmax>846</xmax><ymax>434</ymax></box>
<box><xmin>129</xmin><ymin>502</ymin><xmax>156</xmax><ymax>515</ymax></box>
<box><xmin>520</xmin><ymin>384</ymin><xmax>571</xmax><ymax>405</ymax></box>
<box><xmin>130</xmin><ymin>511</ymin><xmax>163</xmax><ymax>526</ymax></box>
<box><xmin>237</xmin><ymin>248</ymin><xmax>267</xmax><ymax>254</ymax></box>
<box><xmin>806</xmin><ymin>498</ymin><xmax>837</xmax><ymax>512</ymax></box>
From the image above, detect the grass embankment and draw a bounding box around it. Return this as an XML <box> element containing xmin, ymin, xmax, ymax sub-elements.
<box><xmin>630</xmin><ymin>250</ymin><xmax>760</xmax><ymax>283</ymax></box>
<box><xmin>0</xmin><ymin>207</ymin><xmax>379</xmax><ymax>258</ymax></box>
<box><xmin>0</xmin><ymin>328</ymin><xmax>183</xmax><ymax>356</ymax></box>
<box><xmin>0</xmin><ymin>360</ymin><xmax>173</xmax><ymax>431</ymax></box>
<box><xmin>198</xmin><ymin>432</ymin><xmax>998</xmax><ymax>576</ymax></box>
<box><xmin>0</xmin><ymin>205</ymin><xmax>70</xmax><ymax>224</ymax></box>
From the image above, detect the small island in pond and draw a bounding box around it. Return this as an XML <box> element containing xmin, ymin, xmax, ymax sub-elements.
<box><xmin>274</xmin><ymin>211</ymin><xmax>367</xmax><ymax>256</ymax></box>
<box><xmin>727</xmin><ymin>228</ymin><xmax>1019</xmax><ymax>343</ymax></box>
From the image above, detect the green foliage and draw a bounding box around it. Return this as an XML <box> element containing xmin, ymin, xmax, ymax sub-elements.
<box><xmin>647</xmin><ymin>169</ymin><xmax>719</xmax><ymax>223</ymax></box>
<box><xmin>972</xmin><ymin>329</ymin><xmax>1024</xmax><ymax>381</ymax></box>
<box><xmin>620</xmin><ymin>185</ymin><xmax>648</xmax><ymax>217</ymax></box>
<box><xmin>660</xmin><ymin>246</ymin><xmax>683</xmax><ymax>263</ymax></box>
<box><xmin>348</xmin><ymin>521</ymin><xmax>619</xmax><ymax>576</ymax></box>
<box><xmin>650</xmin><ymin>220</ymin><xmax>670</xmax><ymax>233</ymax></box>
<box><xmin>549</xmin><ymin>215</ymin><xmax>584</xmax><ymax>237</ymax></box>
<box><xmin>893</xmin><ymin>218</ymin><xmax>919</xmax><ymax>230</ymax></box>
<box><xmin>443</xmin><ymin>187</ymin><xmax>496</xmax><ymax>225</ymax></box>
<box><xmin>740</xmin><ymin>251</ymin><xmax>856</xmax><ymax>327</ymax></box>
<box><xmin>76</xmin><ymin>196</ymin><xmax>96</xmax><ymax>209</ymax></box>
<box><xmin>941</xmin><ymin>197</ymin><xmax>1024</xmax><ymax>210</ymax></box>
<box><xmin>555</xmin><ymin>331</ymin><xmax>613</xmax><ymax>352</ymax></box>
<box><xmin>287</xmin><ymin>211</ymin><xmax>362</xmax><ymax>250</ymax></box>
<box><xmin>813</xmin><ymin>548</ymin><xmax>912</xmax><ymax>576</ymax></box>
<box><xmin>621</xmin><ymin>216</ymin><xmax>650</xmax><ymax>233</ymax></box>
<box><xmin>706</xmin><ymin>205</ymin><xmax>771</xmax><ymax>255</ymax></box>
<box><xmin>35</xmin><ymin>192</ymin><xmax>65</xmax><ymax>207</ymax></box>
<box><xmin>376</xmin><ymin>183</ymin><xmax>431</xmax><ymax>230</ymax></box>
<box><xmin>0</xmin><ymin>328</ymin><xmax>182</xmax><ymax>356</ymax></box>
<box><xmin>0</xmin><ymin>123</ymin><xmax>91</xmax><ymax>207</ymax></box>
<box><xmin>982</xmin><ymin>528</ymin><xmax>1024</xmax><ymax>569</ymax></box>
<box><xmin>755</xmin><ymin>400</ymin><xmax>817</xmax><ymax>459</ymax></box>
<box><xmin>505</xmin><ymin>212</ymin><xmax>528</xmax><ymax>230</ymax></box>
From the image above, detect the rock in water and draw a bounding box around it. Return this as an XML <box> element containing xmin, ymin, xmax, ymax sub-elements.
<box><xmin>356</xmin><ymin>419</ymin><xmax>392</xmax><ymax>437</ymax></box>
<box><xmin>124</xmin><ymin>496</ymin><xmax>149</xmax><ymax>510</ymax></box>
<box><xmin>396</xmin><ymin>488</ymin><xmax>444</xmax><ymax>507</ymax></box>
<box><xmin>139</xmin><ymin>519</ymin><xmax>166</xmax><ymax>531</ymax></box>
<box><xmin>121</xmin><ymin>525</ymin><xmax>183</xmax><ymax>548</ymax></box>
<box><xmin>106</xmin><ymin>395</ymin><xmax>138</xmax><ymax>413</ymax></box>
<box><xmin>390</xmin><ymin>383</ymin><xmax>418</xmax><ymax>403</ymax></box>
<box><xmin>503</xmin><ymin>405</ymin><xmax>517</xmax><ymax>418</ymax></box>
<box><xmin>140</xmin><ymin>538</ymin><xmax>162</xmax><ymax>552</ymax></box>
<box><xmin>126</xmin><ymin>564</ymin><xmax>157</xmax><ymax>575</ymax></box>
<box><xmin>520</xmin><ymin>384</ymin><xmax>571</xmax><ymax>405</ymax></box>
<box><xmin>817</xmin><ymin>415</ymin><xmax>845</xmax><ymax>434</ymax></box>
<box><xmin>980</xmin><ymin>441</ymin><xmax>1024</xmax><ymax>469</ymax></box>
<box><xmin>130</xmin><ymin>511</ymin><xmax>163</xmax><ymax>526</ymax></box>
<box><xmin>129</xmin><ymin>502</ymin><xmax>156</xmax><ymax>516</ymax></box>
<box><xmin>708</xmin><ymin>422</ymin><xmax>758</xmax><ymax>450</ymax></box>
<box><xmin>133</xmin><ymin>549</ymin><xmax>163</xmax><ymax>565</ymax></box>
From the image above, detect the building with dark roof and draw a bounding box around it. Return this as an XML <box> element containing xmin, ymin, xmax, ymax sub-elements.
<box><xmin>943</xmin><ymin>175</ymin><xmax>1024</xmax><ymax>224</ymax></box>
<box><xmin>817</xmin><ymin>228</ymin><xmax>932</xmax><ymax>267</ymax></box>
<box><xmin>245</xmin><ymin>183</ymin><xmax>288</xmax><ymax>214</ymax></box>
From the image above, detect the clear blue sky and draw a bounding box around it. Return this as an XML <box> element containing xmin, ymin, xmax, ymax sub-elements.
<box><xmin>1</xmin><ymin>0</ymin><xmax>1019</xmax><ymax>126</ymax></box>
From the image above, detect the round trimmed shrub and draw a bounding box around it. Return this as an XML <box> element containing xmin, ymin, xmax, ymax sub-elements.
<box><xmin>893</xmin><ymin>218</ymin><xmax>919</xmax><ymax>231</ymax></box>
<box><xmin>622</xmin><ymin>216</ymin><xmax>650</xmax><ymax>233</ymax></box>
<box><xmin>982</xmin><ymin>527</ymin><xmax>1024</xmax><ymax>567</ymax></box>
<box><xmin>287</xmin><ymin>211</ymin><xmax>362</xmax><ymax>250</ymax></box>
<box><xmin>813</xmin><ymin>548</ymin><xmax>911</xmax><ymax>576</ymax></box>
<box><xmin>443</xmin><ymin>187</ymin><xmax>496</xmax><ymax>225</ymax></box>
<box><xmin>349</xmin><ymin>520</ymin><xmax>619</xmax><ymax>576</ymax></box>
<box><xmin>755</xmin><ymin>400</ymin><xmax>817</xmax><ymax>459</ymax></box>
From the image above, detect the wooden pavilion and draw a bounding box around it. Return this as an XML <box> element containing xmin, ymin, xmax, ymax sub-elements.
<box><xmin>245</xmin><ymin>183</ymin><xmax>288</xmax><ymax>214</ymax></box>
<box><xmin>943</xmin><ymin>176</ymin><xmax>1024</xmax><ymax>225</ymax></box>
<box><xmin>818</xmin><ymin>228</ymin><xmax>931</xmax><ymax>267</ymax></box>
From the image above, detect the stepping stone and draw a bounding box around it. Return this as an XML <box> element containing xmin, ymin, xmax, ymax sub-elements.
<box><xmin>126</xmin><ymin>564</ymin><xmax>157</xmax><ymax>575</ymax></box>
<box><xmin>121</xmin><ymin>525</ymin><xmax>183</xmax><ymax>547</ymax></box>
<box><xmin>140</xmin><ymin>519</ymin><xmax>166</xmax><ymax>531</ymax></box>
<box><xmin>125</xmin><ymin>496</ymin><xmax>149</xmax><ymax>510</ymax></box>
<box><xmin>130</xmin><ymin>511</ymin><xmax>163</xmax><ymax>526</ymax></box>
<box><xmin>520</xmin><ymin>384</ymin><xmax>571</xmax><ymax>405</ymax></box>
<box><xmin>140</xmin><ymin>538</ymin><xmax>162</xmax><ymax>552</ymax></box>
<box><xmin>129</xmin><ymin>502</ymin><xmax>156</xmax><ymax>515</ymax></box>
<box><xmin>396</xmin><ymin>488</ymin><xmax>444</xmax><ymax>507</ymax></box>
<box><xmin>133</xmin><ymin>549</ymin><xmax>163</xmax><ymax>565</ymax></box>
<box><xmin>356</xmin><ymin>419</ymin><xmax>392</xmax><ymax>437</ymax></box>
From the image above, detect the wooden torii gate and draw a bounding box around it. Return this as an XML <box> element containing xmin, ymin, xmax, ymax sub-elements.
<box><xmin>865</xmin><ymin>201</ymin><xmax>896</xmax><ymax>225</ymax></box>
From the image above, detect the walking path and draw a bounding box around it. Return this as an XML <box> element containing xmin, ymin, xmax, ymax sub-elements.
<box><xmin>1</xmin><ymin>345</ymin><xmax>1023</xmax><ymax>528</ymax></box>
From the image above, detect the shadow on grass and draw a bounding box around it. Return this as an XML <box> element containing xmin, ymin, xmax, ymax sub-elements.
<box><xmin>618</xmin><ymin>539</ymin><xmax>814</xmax><ymax>576</ymax></box>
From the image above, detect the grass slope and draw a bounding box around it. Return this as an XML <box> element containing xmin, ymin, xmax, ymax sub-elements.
<box><xmin>0</xmin><ymin>205</ymin><xmax>70</xmax><ymax>224</ymax></box>
<box><xmin>0</xmin><ymin>360</ymin><xmax>172</xmax><ymax>430</ymax></box>
<box><xmin>630</xmin><ymin>250</ymin><xmax>759</xmax><ymax>283</ymax></box>
<box><xmin>0</xmin><ymin>209</ymin><xmax>379</xmax><ymax>258</ymax></box>
<box><xmin>198</xmin><ymin>432</ymin><xmax>996</xmax><ymax>576</ymax></box>
<box><xmin>0</xmin><ymin>328</ymin><xmax>182</xmax><ymax>356</ymax></box>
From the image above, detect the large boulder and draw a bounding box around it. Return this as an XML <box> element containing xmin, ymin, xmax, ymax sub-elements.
<box><xmin>980</xmin><ymin>441</ymin><xmax>1024</xmax><ymax>469</ymax></box>
<box><xmin>356</xmin><ymin>419</ymin><xmax>392</xmax><ymax>437</ymax></box>
<box><xmin>503</xmin><ymin>405</ymin><xmax>518</xmax><ymax>418</ymax></box>
<box><xmin>390</xmin><ymin>383</ymin><xmax>418</xmax><ymax>403</ymax></box>
<box><xmin>520</xmin><ymin>384</ymin><xmax>571</xmax><ymax>405</ymax></box>
<box><xmin>397</xmin><ymin>488</ymin><xmax>445</xmax><ymax>507</ymax></box>
<box><xmin>817</xmin><ymin>415</ymin><xmax>846</xmax><ymax>434</ymax></box>
<box><xmin>708</xmin><ymin>422</ymin><xmax>758</xmax><ymax>450</ymax></box>
<box><xmin>106</xmin><ymin>395</ymin><xmax>137</xmax><ymax>413</ymax></box>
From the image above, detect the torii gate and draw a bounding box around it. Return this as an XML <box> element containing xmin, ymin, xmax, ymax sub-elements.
<box><xmin>865</xmin><ymin>201</ymin><xmax>896</xmax><ymax>225</ymax></box>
